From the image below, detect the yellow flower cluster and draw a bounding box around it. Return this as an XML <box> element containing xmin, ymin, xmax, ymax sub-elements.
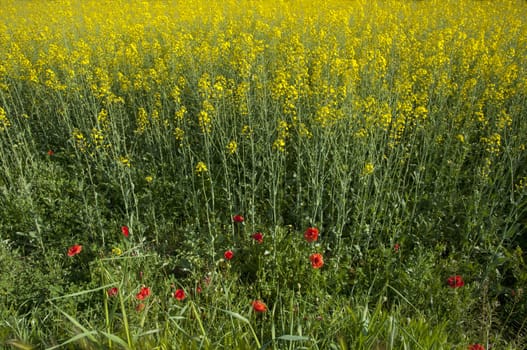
<box><xmin>226</xmin><ymin>140</ymin><xmax>238</xmax><ymax>155</ymax></box>
<box><xmin>70</xmin><ymin>108</ymin><xmax>112</xmax><ymax>155</ymax></box>
<box><xmin>119</xmin><ymin>156</ymin><xmax>131</xmax><ymax>168</ymax></box>
<box><xmin>72</xmin><ymin>128</ymin><xmax>88</xmax><ymax>153</ymax></box>
<box><xmin>0</xmin><ymin>0</ymin><xmax>525</xmax><ymax>155</ymax></box>
<box><xmin>112</xmin><ymin>247</ymin><xmax>122</xmax><ymax>256</ymax></box>
<box><xmin>273</xmin><ymin>120</ymin><xmax>290</xmax><ymax>153</ymax></box>
<box><xmin>362</xmin><ymin>163</ymin><xmax>375</xmax><ymax>176</ymax></box>
<box><xmin>480</xmin><ymin>133</ymin><xmax>502</xmax><ymax>155</ymax></box>
<box><xmin>0</xmin><ymin>107</ymin><xmax>10</xmax><ymax>132</ymax></box>
<box><xmin>195</xmin><ymin>161</ymin><xmax>208</xmax><ymax>175</ymax></box>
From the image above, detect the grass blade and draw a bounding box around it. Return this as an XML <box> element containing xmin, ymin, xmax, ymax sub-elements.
<box><xmin>45</xmin><ymin>331</ymin><xmax>98</xmax><ymax>350</ymax></box>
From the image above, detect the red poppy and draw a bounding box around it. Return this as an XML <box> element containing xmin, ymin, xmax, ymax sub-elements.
<box><xmin>468</xmin><ymin>344</ymin><xmax>485</xmax><ymax>350</ymax></box>
<box><xmin>394</xmin><ymin>243</ymin><xmax>400</xmax><ymax>252</ymax></box>
<box><xmin>173</xmin><ymin>288</ymin><xmax>186</xmax><ymax>301</ymax></box>
<box><xmin>309</xmin><ymin>253</ymin><xmax>324</xmax><ymax>269</ymax></box>
<box><xmin>136</xmin><ymin>286</ymin><xmax>151</xmax><ymax>300</ymax></box>
<box><xmin>67</xmin><ymin>244</ymin><xmax>82</xmax><ymax>257</ymax></box>
<box><xmin>136</xmin><ymin>303</ymin><xmax>145</xmax><ymax>312</ymax></box>
<box><xmin>252</xmin><ymin>232</ymin><xmax>263</xmax><ymax>244</ymax></box>
<box><xmin>447</xmin><ymin>275</ymin><xmax>465</xmax><ymax>288</ymax></box>
<box><xmin>121</xmin><ymin>225</ymin><xmax>129</xmax><ymax>237</ymax></box>
<box><xmin>304</xmin><ymin>227</ymin><xmax>319</xmax><ymax>242</ymax></box>
<box><xmin>224</xmin><ymin>250</ymin><xmax>234</xmax><ymax>260</ymax></box>
<box><xmin>47</xmin><ymin>149</ymin><xmax>54</xmax><ymax>156</ymax></box>
<box><xmin>107</xmin><ymin>287</ymin><xmax>118</xmax><ymax>297</ymax></box>
<box><xmin>252</xmin><ymin>300</ymin><xmax>267</xmax><ymax>313</ymax></box>
<box><xmin>232</xmin><ymin>215</ymin><xmax>244</xmax><ymax>223</ymax></box>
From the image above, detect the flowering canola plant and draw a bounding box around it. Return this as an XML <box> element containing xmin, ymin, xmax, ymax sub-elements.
<box><xmin>0</xmin><ymin>0</ymin><xmax>524</xmax><ymax>157</ymax></box>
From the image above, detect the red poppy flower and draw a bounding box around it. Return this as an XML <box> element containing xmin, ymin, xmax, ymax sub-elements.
<box><xmin>394</xmin><ymin>243</ymin><xmax>400</xmax><ymax>252</ymax></box>
<box><xmin>232</xmin><ymin>215</ymin><xmax>244</xmax><ymax>223</ymax></box>
<box><xmin>224</xmin><ymin>250</ymin><xmax>234</xmax><ymax>260</ymax></box>
<box><xmin>107</xmin><ymin>287</ymin><xmax>118</xmax><ymax>297</ymax></box>
<box><xmin>468</xmin><ymin>344</ymin><xmax>485</xmax><ymax>350</ymax></box>
<box><xmin>447</xmin><ymin>275</ymin><xmax>465</xmax><ymax>288</ymax></box>
<box><xmin>67</xmin><ymin>244</ymin><xmax>82</xmax><ymax>257</ymax></box>
<box><xmin>136</xmin><ymin>286</ymin><xmax>151</xmax><ymax>300</ymax></box>
<box><xmin>304</xmin><ymin>227</ymin><xmax>319</xmax><ymax>242</ymax></box>
<box><xmin>121</xmin><ymin>225</ymin><xmax>129</xmax><ymax>237</ymax></box>
<box><xmin>309</xmin><ymin>253</ymin><xmax>324</xmax><ymax>269</ymax></box>
<box><xmin>47</xmin><ymin>149</ymin><xmax>54</xmax><ymax>156</ymax></box>
<box><xmin>252</xmin><ymin>232</ymin><xmax>263</xmax><ymax>244</ymax></box>
<box><xmin>173</xmin><ymin>288</ymin><xmax>186</xmax><ymax>301</ymax></box>
<box><xmin>136</xmin><ymin>303</ymin><xmax>145</xmax><ymax>312</ymax></box>
<box><xmin>252</xmin><ymin>300</ymin><xmax>267</xmax><ymax>313</ymax></box>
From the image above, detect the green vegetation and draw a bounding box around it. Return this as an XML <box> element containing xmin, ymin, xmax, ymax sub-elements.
<box><xmin>0</xmin><ymin>0</ymin><xmax>526</xmax><ymax>348</ymax></box>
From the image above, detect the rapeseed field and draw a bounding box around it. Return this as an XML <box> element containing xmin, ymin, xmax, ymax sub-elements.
<box><xmin>0</xmin><ymin>0</ymin><xmax>526</xmax><ymax>348</ymax></box>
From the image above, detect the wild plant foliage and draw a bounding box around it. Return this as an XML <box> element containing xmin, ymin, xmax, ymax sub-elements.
<box><xmin>0</xmin><ymin>0</ymin><xmax>526</xmax><ymax>348</ymax></box>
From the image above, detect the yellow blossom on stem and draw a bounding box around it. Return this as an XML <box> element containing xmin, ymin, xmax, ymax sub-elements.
<box><xmin>226</xmin><ymin>140</ymin><xmax>238</xmax><ymax>154</ymax></box>
<box><xmin>362</xmin><ymin>162</ymin><xmax>375</xmax><ymax>176</ymax></box>
<box><xmin>195</xmin><ymin>161</ymin><xmax>208</xmax><ymax>175</ymax></box>
<box><xmin>119</xmin><ymin>156</ymin><xmax>131</xmax><ymax>167</ymax></box>
<box><xmin>112</xmin><ymin>247</ymin><xmax>122</xmax><ymax>256</ymax></box>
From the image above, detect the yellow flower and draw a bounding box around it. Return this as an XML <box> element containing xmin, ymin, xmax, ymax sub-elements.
<box><xmin>145</xmin><ymin>175</ymin><xmax>153</xmax><ymax>183</ymax></box>
<box><xmin>515</xmin><ymin>177</ymin><xmax>527</xmax><ymax>193</ymax></box>
<box><xmin>272</xmin><ymin>138</ymin><xmax>286</xmax><ymax>152</ymax></box>
<box><xmin>226</xmin><ymin>140</ymin><xmax>238</xmax><ymax>154</ymax></box>
<box><xmin>0</xmin><ymin>107</ymin><xmax>11</xmax><ymax>132</ymax></box>
<box><xmin>241</xmin><ymin>125</ymin><xmax>253</xmax><ymax>138</ymax></box>
<box><xmin>97</xmin><ymin>108</ymin><xmax>110</xmax><ymax>131</ymax></box>
<box><xmin>174</xmin><ymin>106</ymin><xmax>187</xmax><ymax>120</ymax></box>
<box><xmin>297</xmin><ymin>123</ymin><xmax>312</xmax><ymax>138</ymax></box>
<box><xmin>362</xmin><ymin>162</ymin><xmax>375</xmax><ymax>176</ymax></box>
<box><xmin>90</xmin><ymin>127</ymin><xmax>104</xmax><ymax>148</ymax></box>
<box><xmin>480</xmin><ymin>133</ymin><xmax>501</xmax><ymax>155</ymax></box>
<box><xmin>354</xmin><ymin>128</ymin><xmax>368</xmax><ymax>138</ymax></box>
<box><xmin>195</xmin><ymin>161</ymin><xmax>208</xmax><ymax>175</ymax></box>
<box><xmin>198</xmin><ymin>110</ymin><xmax>212</xmax><ymax>133</ymax></box>
<box><xmin>174</xmin><ymin>127</ymin><xmax>185</xmax><ymax>141</ymax></box>
<box><xmin>119</xmin><ymin>156</ymin><xmax>131</xmax><ymax>167</ymax></box>
<box><xmin>112</xmin><ymin>247</ymin><xmax>122</xmax><ymax>256</ymax></box>
<box><xmin>72</xmin><ymin>128</ymin><xmax>87</xmax><ymax>152</ymax></box>
<box><xmin>135</xmin><ymin>107</ymin><xmax>149</xmax><ymax>135</ymax></box>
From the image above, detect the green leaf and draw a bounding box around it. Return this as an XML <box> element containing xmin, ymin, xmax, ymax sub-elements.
<box><xmin>47</xmin><ymin>283</ymin><xmax>116</xmax><ymax>301</ymax></box>
<box><xmin>99</xmin><ymin>331</ymin><xmax>130</xmax><ymax>349</ymax></box>
<box><xmin>5</xmin><ymin>340</ymin><xmax>36</xmax><ymax>350</ymax></box>
<box><xmin>220</xmin><ymin>309</ymin><xmax>250</xmax><ymax>324</ymax></box>
<box><xmin>49</xmin><ymin>306</ymin><xmax>99</xmax><ymax>345</ymax></box>
<box><xmin>276</xmin><ymin>335</ymin><xmax>310</xmax><ymax>341</ymax></box>
<box><xmin>45</xmin><ymin>331</ymin><xmax>98</xmax><ymax>350</ymax></box>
